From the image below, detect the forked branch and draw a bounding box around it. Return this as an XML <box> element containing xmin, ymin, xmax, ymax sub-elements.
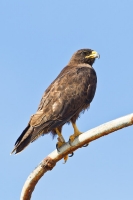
<box><xmin>20</xmin><ymin>113</ymin><xmax>133</xmax><ymax>200</ymax></box>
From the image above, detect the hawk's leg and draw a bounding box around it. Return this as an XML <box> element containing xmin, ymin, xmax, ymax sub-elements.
<box><xmin>69</xmin><ymin>122</ymin><xmax>82</xmax><ymax>143</ymax></box>
<box><xmin>55</xmin><ymin>128</ymin><xmax>65</xmax><ymax>149</ymax></box>
<box><xmin>55</xmin><ymin>128</ymin><xmax>68</xmax><ymax>163</ymax></box>
<box><xmin>69</xmin><ymin>121</ymin><xmax>89</xmax><ymax>147</ymax></box>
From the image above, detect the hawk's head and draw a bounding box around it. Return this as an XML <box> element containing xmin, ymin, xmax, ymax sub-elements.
<box><xmin>69</xmin><ymin>49</ymin><xmax>100</xmax><ymax>66</ymax></box>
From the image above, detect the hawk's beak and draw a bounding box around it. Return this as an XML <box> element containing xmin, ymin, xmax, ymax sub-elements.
<box><xmin>85</xmin><ymin>51</ymin><xmax>100</xmax><ymax>59</ymax></box>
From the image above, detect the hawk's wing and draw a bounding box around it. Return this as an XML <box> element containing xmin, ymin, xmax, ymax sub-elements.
<box><xmin>11</xmin><ymin>64</ymin><xmax>97</xmax><ymax>154</ymax></box>
<box><xmin>30</xmin><ymin>65</ymin><xmax>97</xmax><ymax>138</ymax></box>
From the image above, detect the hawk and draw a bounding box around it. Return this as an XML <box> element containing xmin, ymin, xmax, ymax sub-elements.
<box><xmin>11</xmin><ymin>49</ymin><xmax>100</xmax><ymax>162</ymax></box>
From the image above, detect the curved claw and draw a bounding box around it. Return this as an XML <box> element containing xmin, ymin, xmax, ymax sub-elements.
<box><xmin>83</xmin><ymin>144</ymin><xmax>89</xmax><ymax>147</ymax></box>
<box><xmin>68</xmin><ymin>139</ymin><xmax>73</xmax><ymax>146</ymax></box>
<box><xmin>69</xmin><ymin>152</ymin><xmax>74</xmax><ymax>157</ymax></box>
<box><xmin>56</xmin><ymin>143</ymin><xmax>60</xmax><ymax>152</ymax></box>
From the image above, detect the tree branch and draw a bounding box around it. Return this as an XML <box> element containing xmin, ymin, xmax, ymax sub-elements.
<box><xmin>20</xmin><ymin>113</ymin><xmax>133</xmax><ymax>200</ymax></box>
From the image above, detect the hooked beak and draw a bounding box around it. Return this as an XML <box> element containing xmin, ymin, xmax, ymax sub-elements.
<box><xmin>85</xmin><ymin>51</ymin><xmax>100</xmax><ymax>59</ymax></box>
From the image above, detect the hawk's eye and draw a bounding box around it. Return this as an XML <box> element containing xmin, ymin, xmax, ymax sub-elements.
<box><xmin>81</xmin><ymin>51</ymin><xmax>87</xmax><ymax>56</ymax></box>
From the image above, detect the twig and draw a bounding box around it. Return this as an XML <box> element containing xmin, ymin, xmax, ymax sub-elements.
<box><xmin>20</xmin><ymin>113</ymin><xmax>133</xmax><ymax>200</ymax></box>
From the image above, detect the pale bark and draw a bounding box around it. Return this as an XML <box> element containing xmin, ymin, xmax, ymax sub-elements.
<box><xmin>20</xmin><ymin>113</ymin><xmax>133</xmax><ymax>200</ymax></box>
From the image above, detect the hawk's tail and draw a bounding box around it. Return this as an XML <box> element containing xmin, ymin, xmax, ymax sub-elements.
<box><xmin>10</xmin><ymin>124</ymin><xmax>34</xmax><ymax>154</ymax></box>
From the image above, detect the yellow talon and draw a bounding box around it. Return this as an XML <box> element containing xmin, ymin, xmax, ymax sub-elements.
<box><xmin>69</xmin><ymin>135</ymin><xmax>76</xmax><ymax>143</ymax></box>
<box><xmin>55</xmin><ymin>125</ymin><xmax>80</xmax><ymax>163</ymax></box>
<box><xmin>56</xmin><ymin>139</ymin><xmax>66</xmax><ymax>152</ymax></box>
<box><xmin>56</xmin><ymin>137</ymin><xmax>65</xmax><ymax>148</ymax></box>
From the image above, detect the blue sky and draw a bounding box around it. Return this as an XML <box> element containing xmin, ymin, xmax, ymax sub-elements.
<box><xmin>1</xmin><ymin>0</ymin><xmax>133</xmax><ymax>199</ymax></box>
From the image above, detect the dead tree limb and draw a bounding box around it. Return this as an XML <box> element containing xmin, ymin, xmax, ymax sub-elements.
<box><xmin>20</xmin><ymin>113</ymin><xmax>133</xmax><ymax>200</ymax></box>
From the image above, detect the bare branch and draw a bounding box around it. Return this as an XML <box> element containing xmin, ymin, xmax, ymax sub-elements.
<box><xmin>20</xmin><ymin>113</ymin><xmax>133</xmax><ymax>200</ymax></box>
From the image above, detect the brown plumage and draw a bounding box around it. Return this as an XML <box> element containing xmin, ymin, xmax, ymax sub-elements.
<box><xmin>11</xmin><ymin>49</ymin><xmax>99</xmax><ymax>156</ymax></box>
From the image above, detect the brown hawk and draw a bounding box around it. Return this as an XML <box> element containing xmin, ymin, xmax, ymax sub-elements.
<box><xmin>11</xmin><ymin>49</ymin><xmax>100</xmax><ymax>162</ymax></box>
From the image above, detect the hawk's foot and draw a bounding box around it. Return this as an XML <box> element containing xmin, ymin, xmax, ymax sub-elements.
<box><xmin>69</xmin><ymin>130</ymin><xmax>82</xmax><ymax>145</ymax></box>
<box><xmin>56</xmin><ymin>137</ymin><xmax>66</xmax><ymax>152</ymax></box>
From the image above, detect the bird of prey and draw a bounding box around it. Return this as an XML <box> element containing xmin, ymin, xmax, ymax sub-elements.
<box><xmin>11</xmin><ymin>48</ymin><xmax>100</xmax><ymax>162</ymax></box>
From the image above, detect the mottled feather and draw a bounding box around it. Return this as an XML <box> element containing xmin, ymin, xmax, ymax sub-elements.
<box><xmin>11</xmin><ymin>49</ymin><xmax>98</xmax><ymax>154</ymax></box>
